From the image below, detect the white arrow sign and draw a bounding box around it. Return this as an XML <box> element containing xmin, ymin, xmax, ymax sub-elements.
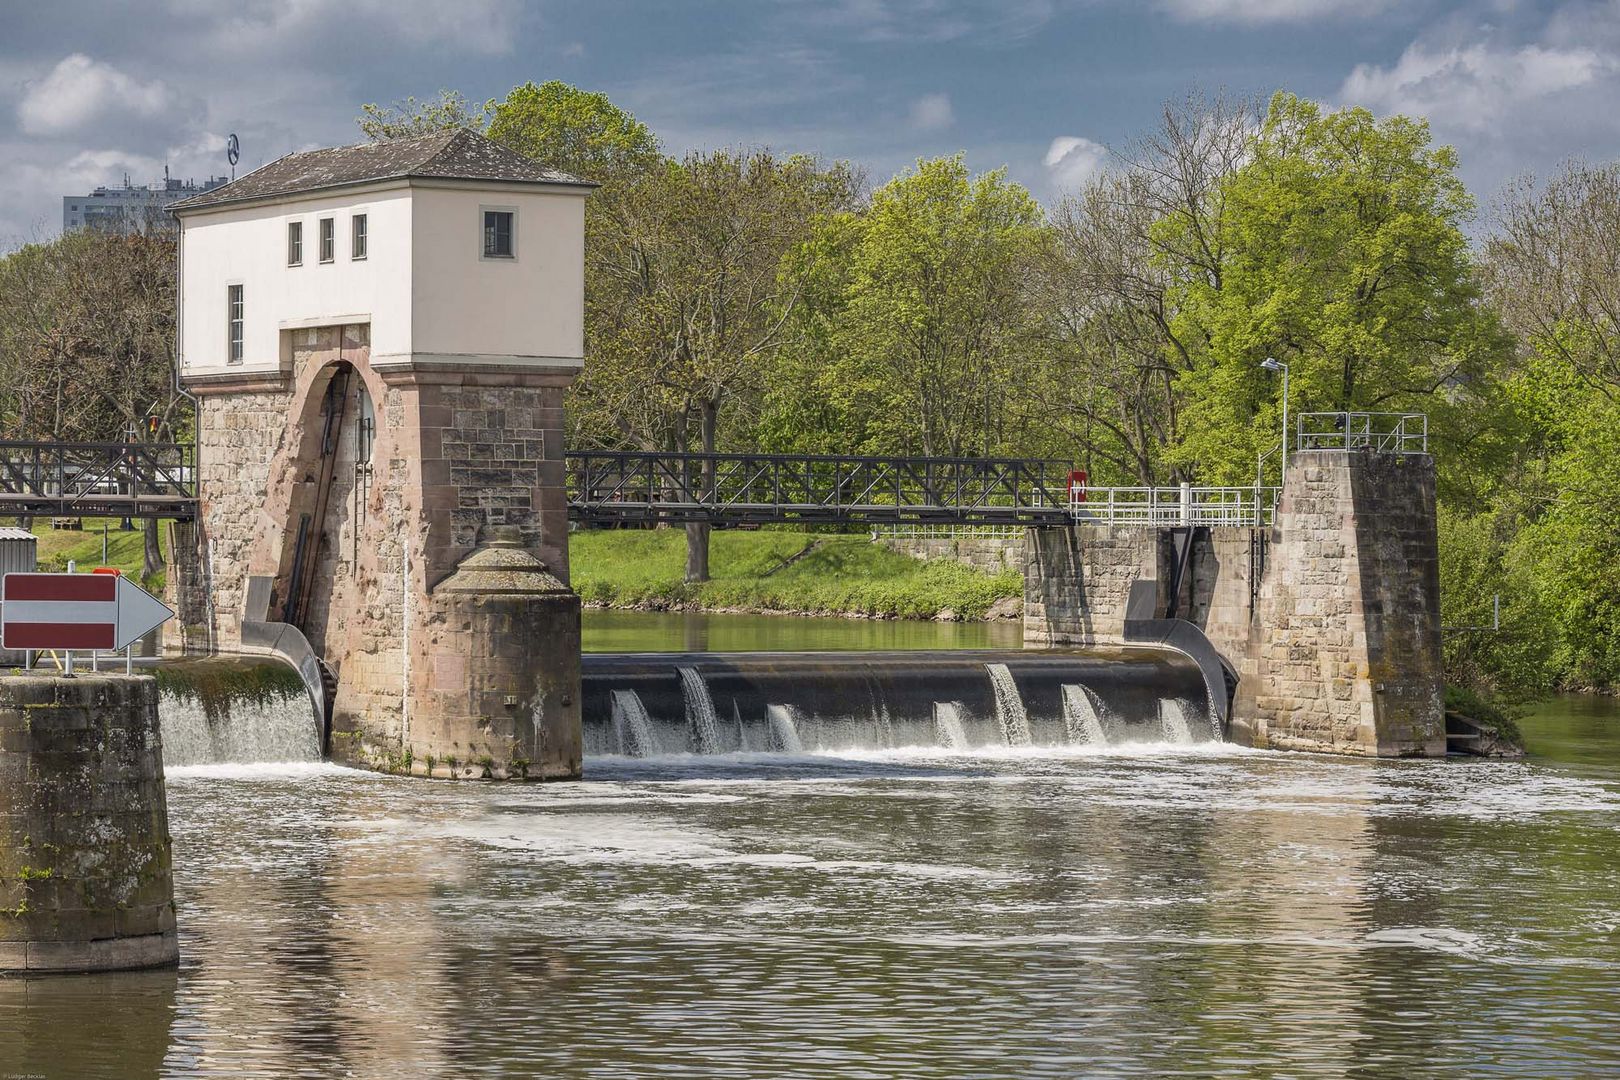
<box><xmin>1</xmin><ymin>572</ymin><xmax>175</xmax><ymax>651</ymax></box>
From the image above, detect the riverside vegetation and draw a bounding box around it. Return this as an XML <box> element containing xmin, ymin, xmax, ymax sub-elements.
<box><xmin>5</xmin><ymin>82</ymin><xmax>1620</xmax><ymax>708</ymax></box>
<box><xmin>572</xmin><ymin>528</ymin><xmax>1021</xmax><ymax>620</ymax></box>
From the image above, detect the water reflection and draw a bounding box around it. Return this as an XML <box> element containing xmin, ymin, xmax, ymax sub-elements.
<box><xmin>7</xmin><ymin>704</ymin><xmax>1620</xmax><ymax>1077</ymax></box>
<box><xmin>0</xmin><ymin>968</ymin><xmax>176</xmax><ymax>1078</ymax></box>
<box><xmin>582</xmin><ymin>608</ymin><xmax>1024</xmax><ymax>653</ymax></box>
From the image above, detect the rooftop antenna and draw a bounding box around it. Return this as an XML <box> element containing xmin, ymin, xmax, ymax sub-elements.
<box><xmin>227</xmin><ymin>133</ymin><xmax>240</xmax><ymax>181</ymax></box>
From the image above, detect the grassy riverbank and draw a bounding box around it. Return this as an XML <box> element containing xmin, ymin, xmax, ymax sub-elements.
<box><xmin>571</xmin><ymin>528</ymin><xmax>1021</xmax><ymax>620</ymax></box>
<box><xmin>2</xmin><ymin>518</ymin><xmax>168</xmax><ymax>590</ymax></box>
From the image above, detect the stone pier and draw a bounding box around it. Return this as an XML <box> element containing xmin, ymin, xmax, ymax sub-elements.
<box><xmin>1021</xmin><ymin>449</ymin><xmax>1444</xmax><ymax>757</ymax></box>
<box><xmin>0</xmin><ymin>675</ymin><xmax>178</xmax><ymax>973</ymax></box>
<box><xmin>1230</xmin><ymin>450</ymin><xmax>1444</xmax><ymax>756</ymax></box>
<box><xmin>172</xmin><ymin>326</ymin><xmax>583</xmax><ymax>779</ymax></box>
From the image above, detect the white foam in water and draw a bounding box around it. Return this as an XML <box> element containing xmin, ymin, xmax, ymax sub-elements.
<box><xmin>1159</xmin><ymin>699</ymin><xmax>1194</xmax><ymax>744</ymax></box>
<box><xmin>611</xmin><ymin>689</ymin><xmax>656</xmax><ymax>757</ymax></box>
<box><xmin>1061</xmin><ymin>684</ymin><xmax>1108</xmax><ymax>746</ymax></box>
<box><xmin>678</xmin><ymin>667</ymin><xmax>722</xmax><ymax>754</ymax></box>
<box><xmin>985</xmin><ymin>664</ymin><xmax>1033</xmax><ymax>746</ymax></box>
<box><xmin>160</xmin><ymin>687</ymin><xmax>321</xmax><ymax>768</ymax></box>
<box><xmin>766</xmin><ymin>704</ymin><xmax>804</xmax><ymax>752</ymax></box>
<box><xmin>933</xmin><ymin>701</ymin><xmax>969</xmax><ymax>749</ymax></box>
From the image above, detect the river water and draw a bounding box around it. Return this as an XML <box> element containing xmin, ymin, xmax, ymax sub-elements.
<box><xmin>3</xmin><ymin>615</ymin><xmax>1619</xmax><ymax>1077</ymax></box>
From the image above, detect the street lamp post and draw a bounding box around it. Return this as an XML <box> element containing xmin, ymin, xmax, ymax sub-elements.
<box><xmin>1261</xmin><ymin>357</ymin><xmax>1289</xmax><ymax>483</ymax></box>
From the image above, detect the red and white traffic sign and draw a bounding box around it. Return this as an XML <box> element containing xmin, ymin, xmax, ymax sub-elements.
<box><xmin>1</xmin><ymin>572</ymin><xmax>174</xmax><ymax>651</ymax></box>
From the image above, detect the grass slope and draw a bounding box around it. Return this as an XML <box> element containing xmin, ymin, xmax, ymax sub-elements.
<box><xmin>571</xmin><ymin>528</ymin><xmax>1021</xmax><ymax>619</ymax></box>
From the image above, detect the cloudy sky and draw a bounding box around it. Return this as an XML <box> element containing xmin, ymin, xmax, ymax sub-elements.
<box><xmin>3</xmin><ymin>0</ymin><xmax>1619</xmax><ymax>246</ymax></box>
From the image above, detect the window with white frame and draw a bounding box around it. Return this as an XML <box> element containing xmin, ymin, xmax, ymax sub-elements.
<box><xmin>351</xmin><ymin>213</ymin><xmax>367</xmax><ymax>260</ymax></box>
<box><xmin>319</xmin><ymin>217</ymin><xmax>335</xmax><ymax>262</ymax></box>
<box><xmin>287</xmin><ymin>221</ymin><xmax>303</xmax><ymax>266</ymax></box>
<box><xmin>482</xmin><ymin>209</ymin><xmax>514</xmax><ymax>258</ymax></box>
<box><xmin>227</xmin><ymin>284</ymin><xmax>244</xmax><ymax>364</ymax></box>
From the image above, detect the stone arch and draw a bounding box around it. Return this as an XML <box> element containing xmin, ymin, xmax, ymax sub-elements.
<box><xmin>256</xmin><ymin>324</ymin><xmax>388</xmax><ymax>662</ymax></box>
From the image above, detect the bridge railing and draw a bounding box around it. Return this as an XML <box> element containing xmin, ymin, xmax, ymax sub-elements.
<box><xmin>0</xmin><ymin>440</ymin><xmax>195</xmax><ymax>517</ymax></box>
<box><xmin>1296</xmin><ymin>412</ymin><xmax>1428</xmax><ymax>455</ymax></box>
<box><xmin>566</xmin><ymin>451</ymin><xmax>1074</xmax><ymax>525</ymax></box>
<box><xmin>1071</xmin><ymin>485</ymin><xmax>1277</xmax><ymax>528</ymax></box>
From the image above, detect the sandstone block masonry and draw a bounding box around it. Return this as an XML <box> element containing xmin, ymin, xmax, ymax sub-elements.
<box><xmin>0</xmin><ymin>675</ymin><xmax>178</xmax><ymax>973</ymax></box>
<box><xmin>880</xmin><ymin>532</ymin><xmax>1027</xmax><ymax>576</ymax></box>
<box><xmin>1020</xmin><ymin>451</ymin><xmax>1442</xmax><ymax>757</ymax></box>
<box><xmin>1024</xmin><ymin>526</ymin><xmax>1163</xmax><ymax>647</ymax></box>
<box><xmin>171</xmin><ymin>324</ymin><xmax>582</xmax><ymax>779</ymax></box>
<box><xmin>1023</xmin><ymin>525</ymin><xmax>1257</xmax><ymax>659</ymax></box>
<box><xmin>1230</xmin><ymin>450</ymin><xmax>1444</xmax><ymax>756</ymax></box>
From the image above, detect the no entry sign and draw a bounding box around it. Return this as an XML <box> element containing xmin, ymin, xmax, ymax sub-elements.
<box><xmin>1</xmin><ymin>572</ymin><xmax>174</xmax><ymax>651</ymax></box>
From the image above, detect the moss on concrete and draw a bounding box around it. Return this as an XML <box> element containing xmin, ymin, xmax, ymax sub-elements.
<box><xmin>154</xmin><ymin>658</ymin><xmax>306</xmax><ymax>723</ymax></box>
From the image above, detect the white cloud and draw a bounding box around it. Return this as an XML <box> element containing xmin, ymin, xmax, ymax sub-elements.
<box><xmin>1159</xmin><ymin>0</ymin><xmax>1392</xmax><ymax>24</ymax></box>
<box><xmin>909</xmin><ymin>92</ymin><xmax>954</xmax><ymax>132</ymax></box>
<box><xmin>171</xmin><ymin>0</ymin><xmax>525</xmax><ymax>56</ymax></box>
<box><xmin>1340</xmin><ymin>41</ymin><xmax>1614</xmax><ymax>131</ymax></box>
<box><xmin>17</xmin><ymin>54</ymin><xmax>171</xmax><ymax>136</ymax></box>
<box><xmin>1044</xmin><ymin>135</ymin><xmax>1108</xmax><ymax>189</ymax></box>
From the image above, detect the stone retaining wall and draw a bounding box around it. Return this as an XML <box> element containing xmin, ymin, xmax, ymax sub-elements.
<box><xmin>1024</xmin><ymin>526</ymin><xmax>1164</xmax><ymax>646</ymax></box>
<box><xmin>879</xmin><ymin>534</ymin><xmax>1027</xmax><ymax>575</ymax></box>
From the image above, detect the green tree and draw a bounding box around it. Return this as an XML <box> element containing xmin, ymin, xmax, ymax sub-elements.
<box><xmin>582</xmin><ymin>149</ymin><xmax>860</xmax><ymax>580</ymax></box>
<box><xmin>485</xmin><ymin>81</ymin><xmax>660</xmax><ymax>184</ymax></box>
<box><xmin>0</xmin><ymin>230</ymin><xmax>184</xmax><ymax>573</ymax></box>
<box><xmin>762</xmin><ymin>156</ymin><xmax>1045</xmax><ymax>459</ymax></box>
<box><xmin>1165</xmin><ymin>93</ymin><xmax>1509</xmax><ymax>490</ymax></box>
<box><xmin>357</xmin><ymin>90</ymin><xmax>486</xmax><ymax>140</ymax></box>
<box><xmin>1025</xmin><ymin>95</ymin><xmax>1254</xmax><ymax>483</ymax></box>
<box><xmin>1476</xmin><ymin>162</ymin><xmax>1620</xmax><ymax>690</ymax></box>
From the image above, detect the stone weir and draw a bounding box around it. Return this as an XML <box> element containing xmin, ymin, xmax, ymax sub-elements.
<box><xmin>581</xmin><ymin>648</ymin><xmax>1217</xmax><ymax>755</ymax></box>
<box><xmin>1232</xmin><ymin>450</ymin><xmax>1444</xmax><ymax>756</ymax></box>
<box><xmin>343</xmin><ymin>526</ymin><xmax>582</xmax><ymax>780</ymax></box>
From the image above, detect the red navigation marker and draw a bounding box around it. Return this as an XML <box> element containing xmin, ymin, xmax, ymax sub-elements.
<box><xmin>1</xmin><ymin>572</ymin><xmax>174</xmax><ymax>651</ymax></box>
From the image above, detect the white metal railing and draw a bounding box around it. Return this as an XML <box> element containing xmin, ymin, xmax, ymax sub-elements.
<box><xmin>1070</xmin><ymin>485</ymin><xmax>1277</xmax><ymax>527</ymax></box>
<box><xmin>1296</xmin><ymin>412</ymin><xmax>1428</xmax><ymax>455</ymax></box>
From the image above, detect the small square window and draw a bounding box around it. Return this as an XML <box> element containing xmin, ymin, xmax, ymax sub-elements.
<box><xmin>319</xmin><ymin>217</ymin><xmax>335</xmax><ymax>262</ymax></box>
<box><xmin>287</xmin><ymin>221</ymin><xmax>303</xmax><ymax>266</ymax></box>
<box><xmin>483</xmin><ymin>210</ymin><xmax>514</xmax><ymax>258</ymax></box>
<box><xmin>351</xmin><ymin>213</ymin><xmax>367</xmax><ymax>260</ymax></box>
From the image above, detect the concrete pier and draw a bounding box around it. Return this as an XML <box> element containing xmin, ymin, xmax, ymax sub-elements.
<box><xmin>0</xmin><ymin>675</ymin><xmax>179</xmax><ymax>973</ymax></box>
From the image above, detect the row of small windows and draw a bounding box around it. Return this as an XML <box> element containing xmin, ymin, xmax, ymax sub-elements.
<box><xmin>233</xmin><ymin>208</ymin><xmax>515</xmax><ymax>364</ymax></box>
<box><xmin>289</xmin><ymin>214</ymin><xmax>366</xmax><ymax>266</ymax></box>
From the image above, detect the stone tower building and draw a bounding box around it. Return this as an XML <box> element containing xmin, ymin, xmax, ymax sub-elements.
<box><xmin>168</xmin><ymin>130</ymin><xmax>593</xmax><ymax>778</ymax></box>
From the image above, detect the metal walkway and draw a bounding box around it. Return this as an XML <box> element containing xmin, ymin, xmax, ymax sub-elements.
<box><xmin>566</xmin><ymin>451</ymin><xmax>1076</xmax><ymax>526</ymax></box>
<box><xmin>565</xmin><ymin>451</ymin><xmax>1277</xmax><ymax>528</ymax></box>
<box><xmin>0</xmin><ymin>441</ymin><xmax>1277</xmax><ymax>529</ymax></box>
<box><xmin>0</xmin><ymin>440</ymin><xmax>196</xmax><ymax>520</ymax></box>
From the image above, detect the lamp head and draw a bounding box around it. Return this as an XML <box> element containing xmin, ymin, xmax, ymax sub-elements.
<box><xmin>1260</xmin><ymin>357</ymin><xmax>1285</xmax><ymax>373</ymax></box>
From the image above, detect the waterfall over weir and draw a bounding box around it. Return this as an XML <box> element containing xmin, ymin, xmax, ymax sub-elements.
<box><xmin>1061</xmin><ymin>685</ymin><xmax>1107</xmax><ymax>745</ymax></box>
<box><xmin>156</xmin><ymin>659</ymin><xmax>323</xmax><ymax>768</ymax></box>
<box><xmin>583</xmin><ymin>649</ymin><xmax>1220</xmax><ymax>757</ymax></box>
